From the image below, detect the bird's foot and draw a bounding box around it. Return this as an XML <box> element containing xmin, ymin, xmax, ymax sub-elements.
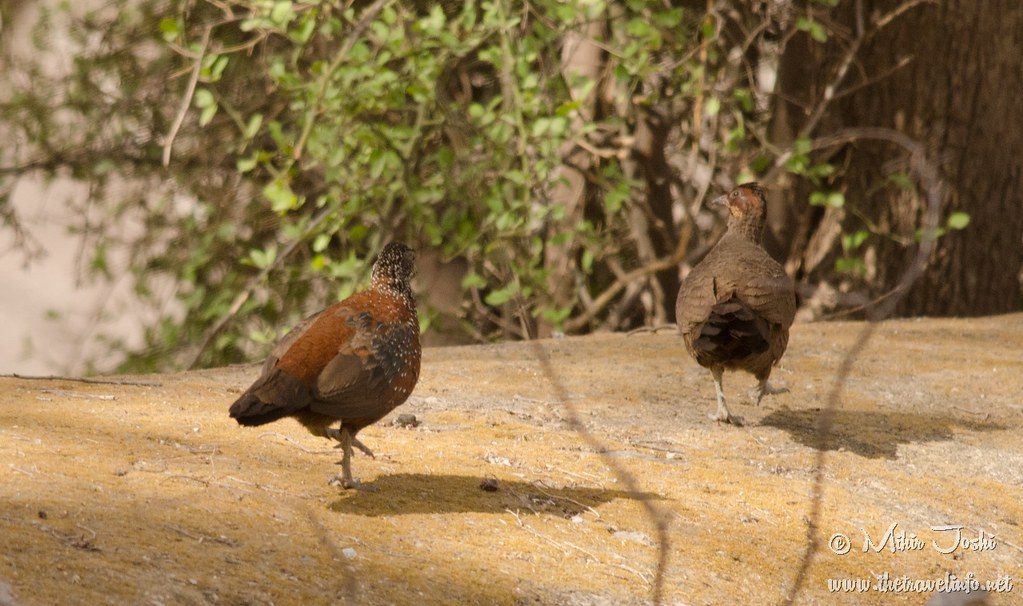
<box><xmin>708</xmin><ymin>410</ymin><xmax>745</xmax><ymax>426</ymax></box>
<box><xmin>328</xmin><ymin>474</ymin><xmax>378</xmax><ymax>492</ymax></box>
<box><xmin>749</xmin><ymin>381</ymin><xmax>788</xmax><ymax>405</ymax></box>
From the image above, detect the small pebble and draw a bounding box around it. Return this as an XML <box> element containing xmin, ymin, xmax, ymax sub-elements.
<box><xmin>393</xmin><ymin>413</ymin><xmax>419</xmax><ymax>428</ymax></box>
<box><xmin>341</xmin><ymin>547</ymin><xmax>357</xmax><ymax>560</ymax></box>
<box><xmin>479</xmin><ymin>478</ymin><xmax>499</xmax><ymax>492</ymax></box>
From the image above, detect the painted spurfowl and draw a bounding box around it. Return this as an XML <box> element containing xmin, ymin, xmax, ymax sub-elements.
<box><xmin>675</xmin><ymin>183</ymin><xmax>796</xmax><ymax>425</ymax></box>
<box><xmin>229</xmin><ymin>242</ymin><xmax>421</xmax><ymax>489</ymax></box>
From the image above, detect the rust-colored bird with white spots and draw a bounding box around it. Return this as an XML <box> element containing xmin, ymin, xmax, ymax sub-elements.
<box><xmin>229</xmin><ymin>242</ymin><xmax>421</xmax><ymax>489</ymax></box>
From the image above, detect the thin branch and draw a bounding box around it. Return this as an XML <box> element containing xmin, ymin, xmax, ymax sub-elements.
<box><xmin>6</xmin><ymin>373</ymin><xmax>161</xmax><ymax>386</ymax></box>
<box><xmin>163</xmin><ymin>25</ymin><xmax>212</xmax><ymax>167</ymax></box>
<box><xmin>564</xmin><ymin>234</ymin><xmax>718</xmax><ymax>333</ymax></box>
<box><xmin>875</xmin><ymin>0</ymin><xmax>938</xmax><ymax>29</ymax></box>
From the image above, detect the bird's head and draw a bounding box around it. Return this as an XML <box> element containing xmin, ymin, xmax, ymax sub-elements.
<box><xmin>372</xmin><ymin>242</ymin><xmax>417</xmax><ymax>287</ymax></box>
<box><xmin>711</xmin><ymin>182</ymin><xmax>767</xmax><ymax>242</ymax></box>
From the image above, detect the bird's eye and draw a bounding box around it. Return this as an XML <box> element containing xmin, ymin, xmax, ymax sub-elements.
<box><xmin>731</xmin><ymin>190</ymin><xmax>740</xmax><ymax>198</ymax></box>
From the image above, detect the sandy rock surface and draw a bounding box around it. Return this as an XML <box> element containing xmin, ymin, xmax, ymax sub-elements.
<box><xmin>2</xmin><ymin>316</ymin><xmax>1021</xmax><ymax>605</ymax></box>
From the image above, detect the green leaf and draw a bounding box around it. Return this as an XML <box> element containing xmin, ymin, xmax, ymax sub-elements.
<box><xmin>263</xmin><ymin>179</ymin><xmax>298</xmax><ymax>212</ymax></box>
<box><xmin>243</xmin><ymin>113</ymin><xmax>263</xmax><ymax>139</ymax></box>
<box><xmin>842</xmin><ymin>229</ymin><xmax>869</xmax><ymax>252</ymax></box>
<box><xmin>796</xmin><ymin>16</ymin><xmax>828</xmax><ymax>43</ymax></box>
<box><xmin>539</xmin><ymin>305</ymin><xmax>572</xmax><ymax>325</ymax></box>
<box><xmin>733</xmin><ymin>88</ymin><xmax>753</xmax><ymax>113</ymax></box>
<box><xmin>193</xmin><ymin>88</ymin><xmax>214</xmax><ymax>108</ymax></box>
<box><xmin>203</xmin><ymin>54</ymin><xmax>228</xmax><ymax>82</ymax></box>
<box><xmin>916</xmin><ymin>226</ymin><xmax>946</xmax><ymax>242</ymax></box>
<box><xmin>947</xmin><ymin>212</ymin><xmax>971</xmax><ymax>230</ymax></box>
<box><xmin>461</xmin><ymin>272</ymin><xmax>487</xmax><ymax>290</ymax></box>
<box><xmin>194</xmin><ymin>88</ymin><xmax>218</xmax><ymax>126</ymax></box>
<box><xmin>289</xmin><ymin>15</ymin><xmax>316</xmax><ymax>43</ymax></box>
<box><xmin>792</xmin><ymin>137</ymin><xmax>812</xmax><ymax>155</ymax></box>
<box><xmin>704</xmin><ymin>96</ymin><xmax>720</xmax><ymax>117</ymax></box>
<box><xmin>312</xmin><ymin>233</ymin><xmax>331</xmax><ymax>253</ymax></box>
<box><xmin>236</xmin><ymin>155</ymin><xmax>258</xmax><ymax>173</ymax></box>
<box><xmin>247</xmin><ymin>244</ymin><xmax>278</xmax><ymax>269</ymax></box>
<box><xmin>199</xmin><ymin>103</ymin><xmax>218</xmax><ymax>127</ymax></box>
<box><xmin>580</xmin><ymin>249</ymin><xmax>594</xmax><ymax>273</ymax></box>
<box><xmin>158</xmin><ymin>17</ymin><xmax>181</xmax><ymax>42</ymax></box>
<box><xmin>887</xmin><ymin>172</ymin><xmax>915</xmax><ymax>190</ymax></box>
<box><xmin>270</xmin><ymin>1</ymin><xmax>294</xmax><ymax>26</ymax></box>
<box><xmin>809</xmin><ymin>191</ymin><xmax>845</xmax><ymax>208</ymax></box>
<box><xmin>484</xmin><ymin>284</ymin><xmax>519</xmax><ymax>306</ymax></box>
<box><xmin>835</xmin><ymin>256</ymin><xmax>865</xmax><ymax>275</ymax></box>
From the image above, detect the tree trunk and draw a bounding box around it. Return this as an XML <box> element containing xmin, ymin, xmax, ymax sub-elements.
<box><xmin>776</xmin><ymin>0</ymin><xmax>1023</xmax><ymax>316</ymax></box>
<box><xmin>540</xmin><ymin>17</ymin><xmax>605</xmax><ymax>337</ymax></box>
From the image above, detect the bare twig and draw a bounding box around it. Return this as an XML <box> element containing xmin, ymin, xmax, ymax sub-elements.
<box><xmin>6</xmin><ymin>373</ymin><xmax>161</xmax><ymax>386</ymax></box>
<box><xmin>625</xmin><ymin>324</ymin><xmax>675</xmax><ymax>336</ymax></box>
<box><xmin>564</xmin><ymin>233</ymin><xmax>719</xmax><ymax>333</ymax></box>
<box><xmin>532</xmin><ymin>481</ymin><xmax>602</xmax><ymax>520</ymax></box>
<box><xmin>163</xmin><ymin>25</ymin><xmax>212</xmax><ymax>167</ymax></box>
<box><xmin>39</xmin><ymin>389</ymin><xmax>115</xmax><ymax>400</ymax></box>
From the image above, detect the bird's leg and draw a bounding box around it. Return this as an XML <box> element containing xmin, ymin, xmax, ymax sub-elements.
<box><xmin>708</xmin><ymin>366</ymin><xmax>744</xmax><ymax>426</ymax></box>
<box><xmin>328</xmin><ymin>426</ymin><xmax>375</xmax><ymax>458</ymax></box>
<box><xmin>749</xmin><ymin>374</ymin><xmax>789</xmax><ymax>405</ymax></box>
<box><xmin>328</xmin><ymin>428</ymin><xmax>377</xmax><ymax>491</ymax></box>
<box><xmin>351</xmin><ymin>436</ymin><xmax>375</xmax><ymax>458</ymax></box>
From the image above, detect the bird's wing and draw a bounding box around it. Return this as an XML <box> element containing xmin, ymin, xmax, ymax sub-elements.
<box><xmin>676</xmin><ymin>245</ymin><xmax>730</xmax><ymax>333</ymax></box>
<box><xmin>260</xmin><ymin>308</ymin><xmax>327</xmax><ymax>374</ymax></box>
<box><xmin>742</xmin><ymin>270</ymin><xmax>796</xmax><ymax>328</ymax></box>
<box><xmin>676</xmin><ymin>278</ymin><xmax>712</xmax><ymax>332</ymax></box>
<box><xmin>309</xmin><ymin>308</ymin><xmax>419</xmax><ymax>419</ymax></box>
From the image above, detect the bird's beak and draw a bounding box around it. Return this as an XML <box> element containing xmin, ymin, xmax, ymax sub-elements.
<box><xmin>710</xmin><ymin>194</ymin><xmax>728</xmax><ymax>208</ymax></box>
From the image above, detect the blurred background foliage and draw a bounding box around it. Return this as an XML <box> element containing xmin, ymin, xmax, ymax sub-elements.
<box><xmin>1</xmin><ymin>0</ymin><xmax>1020</xmax><ymax>373</ymax></box>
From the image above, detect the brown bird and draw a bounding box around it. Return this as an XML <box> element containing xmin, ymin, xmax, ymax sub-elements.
<box><xmin>229</xmin><ymin>242</ymin><xmax>421</xmax><ymax>489</ymax></box>
<box><xmin>675</xmin><ymin>183</ymin><xmax>795</xmax><ymax>425</ymax></box>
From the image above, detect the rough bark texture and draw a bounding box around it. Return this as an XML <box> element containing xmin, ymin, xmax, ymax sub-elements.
<box><xmin>776</xmin><ymin>0</ymin><xmax>1023</xmax><ymax>316</ymax></box>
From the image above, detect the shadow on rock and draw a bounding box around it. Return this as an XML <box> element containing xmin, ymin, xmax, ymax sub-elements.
<box><xmin>328</xmin><ymin>473</ymin><xmax>661</xmax><ymax>517</ymax></box>
<box><xmin>759</xmin><ymin>409</ymin><xmax>1006</xmax><ymax>459</ymax></box>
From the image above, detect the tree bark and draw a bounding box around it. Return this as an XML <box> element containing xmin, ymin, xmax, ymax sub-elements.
<box><xmin>776</xmin><ymin>0</ymin><xmax>1023</xmax><ymax>316</ymax></box>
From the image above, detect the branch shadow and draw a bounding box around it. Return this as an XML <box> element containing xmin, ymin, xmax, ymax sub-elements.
<box><xmin>328</xmin><ymin>473</ymin><xmax>662</xmax><ymax>517</ymax></box>
<box><xmin>759</xmin><ymin>408</ymin><xmax>1006</xmax><ymax>459</ymax></box>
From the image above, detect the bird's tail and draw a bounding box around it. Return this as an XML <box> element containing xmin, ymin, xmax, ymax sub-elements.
<box><xmin>229</xmin><ymin>393</ymin><xmax>293</xmax><ymax>426</ymax></box>
<box><xmin>692</xmin><ymin>293</ymin><xmax>770</xmax><ymax>362</ymax></box>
